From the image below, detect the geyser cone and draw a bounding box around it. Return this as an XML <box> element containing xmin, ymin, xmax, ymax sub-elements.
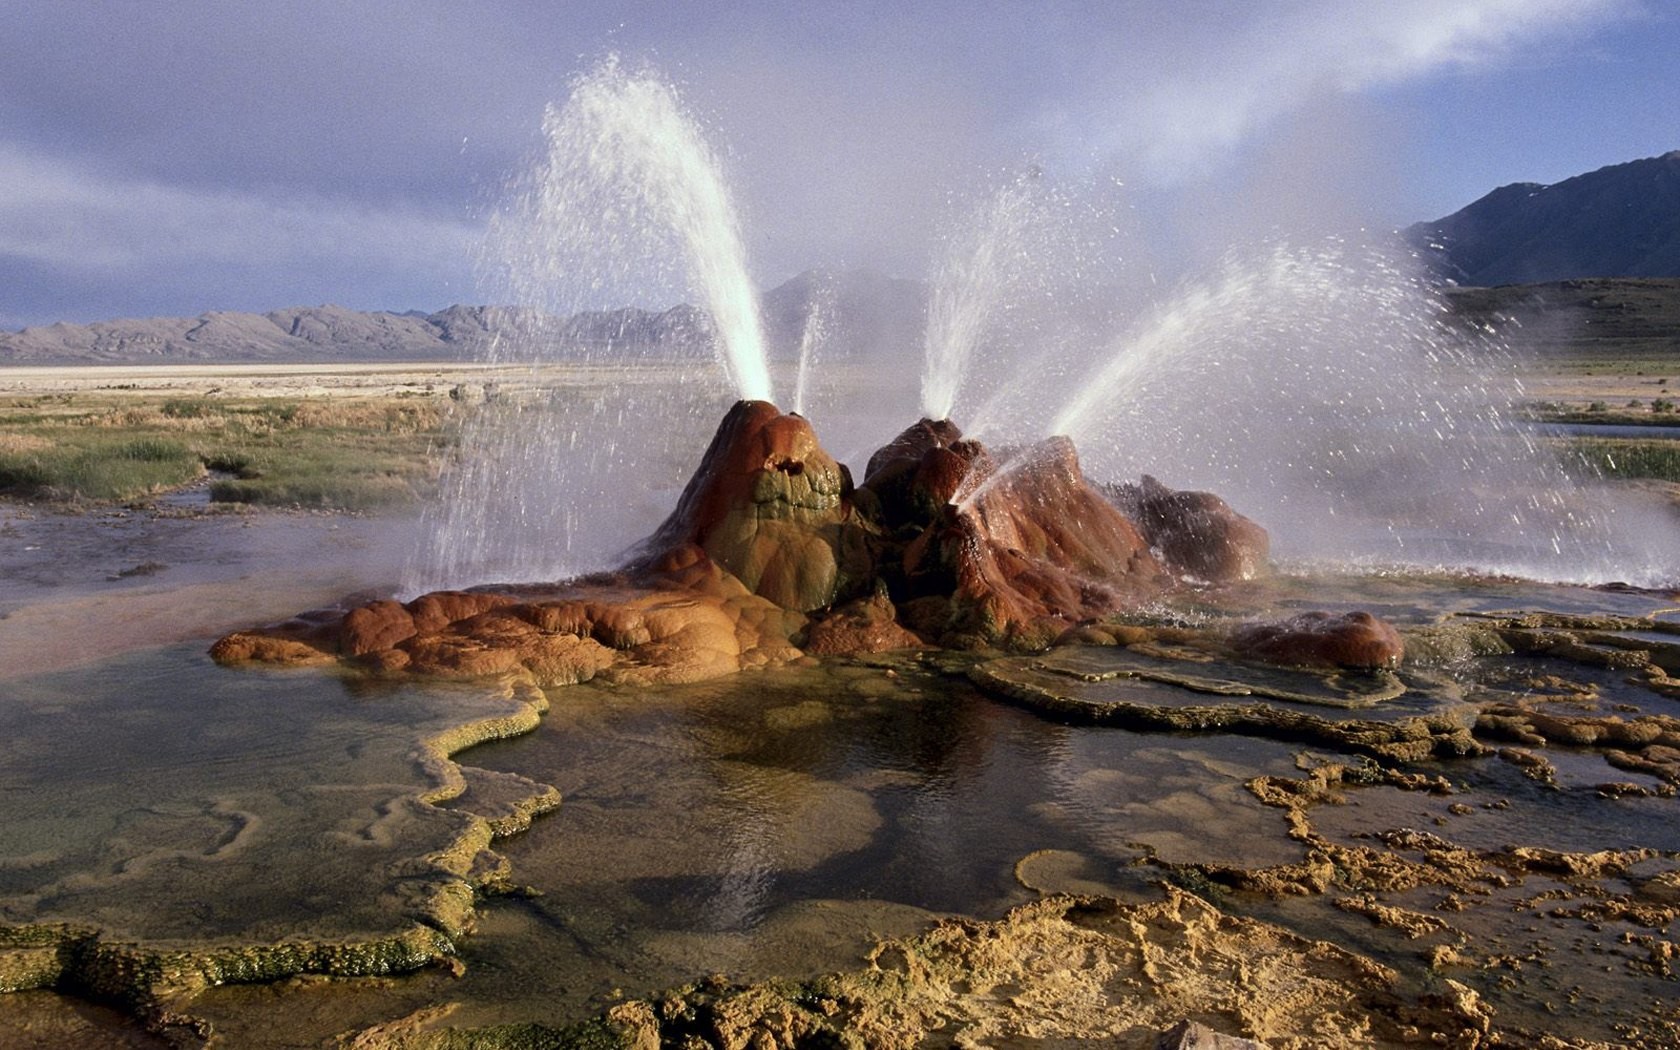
<box><xmin>636</xmin><ymin>400</ymin><xmax>870</xmax><ymax>613</ymax></box>
<box><xmin>863</xmin><ymin>426</ymin><xmax>1170</xmax><ymax>645</ymax></box>
<box><xmin>1108</xmin><ymin>475</ymin><xmax>1271</xmax><ymax>583</ymax></box>
<box><xmin>860</xmin><ymin>416</ymin><xmax>969</xmax><ymax>531</ymax></box>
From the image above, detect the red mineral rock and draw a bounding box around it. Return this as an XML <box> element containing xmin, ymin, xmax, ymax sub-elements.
<box><xmin>213</xmin><ymin>402</ymin><xmax>1274</xmax><ymax>681</ymax></box>
<box><xmin>1109</xmin><ymin>475</ymin><xmax>1270</xmax><ymax>583</ymax></box>
<box><xmin>898</xmin><ymin>437</ymin><xmax>1167</xmax><ymax>646</ymax></box>
<box><xmin>801</xmin><ymin>588</ymin><xmax>926</xmax><ymax>656</ymax></box>
<box><xmin>860</xmin><ymin>416</ymin><xmax>967</xmax><ymax>530</ymax></box>
<box><xmin>1230</xmin><ymin>610</ymin><xmax>1405</xmax><ymax>670</ymax></box>
<box><xmin>635</xmin><ymin>399</ymin><xmax>872</xmax><ymax>613</ymax></box>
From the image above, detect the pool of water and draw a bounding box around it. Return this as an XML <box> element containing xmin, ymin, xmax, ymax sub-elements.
<box><xmin>4</xmin><ymin>568</ymin><xmax>1680</xmax><ymax>1045</ymax></box>
<box><xmin>0</xmin><ymin>647</ymin><xmax>523</xmax><ymax>945</ymax></box>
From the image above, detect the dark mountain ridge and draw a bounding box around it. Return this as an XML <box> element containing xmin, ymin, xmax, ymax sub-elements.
<box><xmin>1406</xmin><ymin>150</ymin><xmax>1680</xmax><ymax>286</ymax></box>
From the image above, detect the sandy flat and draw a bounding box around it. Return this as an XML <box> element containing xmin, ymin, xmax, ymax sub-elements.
<box><xmin>0</xmin><ymin>360</ymin><xmax>714</xmax><ymax>400</ymax></box>
<box><xmin>0</xmin><ymin>361</ymin><xmax>503</xmax><ymax>399</ymax></box>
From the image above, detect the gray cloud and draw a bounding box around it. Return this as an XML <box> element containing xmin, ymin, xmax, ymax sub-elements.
<box><xmin>0</xmin><ymin>0</ymin><xmax>1659</xmax><ymax>326</ymax></box>
<box><xmin>0</xmin><ymin>143</ymin><xmax>477</xmax><ymax>322</ymax></box>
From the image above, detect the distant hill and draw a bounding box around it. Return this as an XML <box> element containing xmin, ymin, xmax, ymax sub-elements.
<box><xmin>760</xmin><ymin>268</ymin><xmax>926</xmax><ymax>361</ymax></box>
<box><xmin>0</xmin><ymin>269</ymin><xmax>928</xmax><ymax>366</ymax></box>
<box><xmin>0</xmin><ymin>304</ymin><xmax>490</xmax><ymax>365</ymax></box>
<box><xmin>1406</xmin><ymin>150</ymin><xmax>1680</xmax><ymax>286</ymax></box>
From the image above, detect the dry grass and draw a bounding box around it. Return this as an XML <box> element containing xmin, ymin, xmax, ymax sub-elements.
<box><xmin>0</xmin><ymin>391</ymin><xmax>455</xmax><ymax>508</ymax></box>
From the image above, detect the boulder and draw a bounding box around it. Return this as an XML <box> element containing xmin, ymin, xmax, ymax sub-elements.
<box><xmin>1157</xmin><ymin>1020</ymin><xmax>1273</xmax><ymax>1049</ymax></box>
<box><xmin>1110</xmin><ymin>475</ymin><xmax>1270</xmax><ymax>583</ymax></box>
<box><xmin>1230</xmin><ymin>611</ymin><xmax>1404</xmax><ymax>670</ymax></box>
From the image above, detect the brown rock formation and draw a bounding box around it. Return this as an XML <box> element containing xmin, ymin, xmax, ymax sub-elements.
<box><xmin>213</xmin><ymin>554</ymin><xmax>806</xmax><ymax>688</ymax></box>
<box><xmin>1110</xmin><ymin>475</ymin><xmax>1270</xmax><ymax>582</ymax></box>
<box><xmin>894</xmin><ymin>436</ymin><xmax>1167</xmax><ymax>646</ymax></box>
<box><xmin>859</xmin><ymin>416</ymin><xmax>967</xmax><ymax>530</ymax></box>
<box><xmin>635</xmin><ymin>399</ymin><xmax>872</xmax><ymax>613</ymax></box>
<box><xmin>215</xmin><ymin>402</ymin><xmax>1276</xmax><ymax>677</ymax></box>
<box><xmin>1230</xmin><ymin>611</ymin><xmax>1405</xmax><ymax>670</ymax></box>
<box><xmin>801</xmin><ymin>588</ymin><xmax>926</xmax><ymax>657</ymax></box>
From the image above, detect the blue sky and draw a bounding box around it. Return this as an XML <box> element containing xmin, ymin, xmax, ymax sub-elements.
<box><xmin>2</xmin><ymin>0</ymin><xmax>1676</xmax><ymax>328</ymax></box>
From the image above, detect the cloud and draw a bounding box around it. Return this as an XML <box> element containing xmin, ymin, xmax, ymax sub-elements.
<box><xmin>0</xmin><ymin>144</ymin><xmax>478</xmax><ymax>323</ymax></box>
<box><xmin>1052</xmin><ymin>0</ymin><xmax>1638</xmax><ymax>181</ymax></box>
<box><xmin>0</xmin><ymin>0</ymin><xmax>1655</xmax><ymax>324</ymax></box>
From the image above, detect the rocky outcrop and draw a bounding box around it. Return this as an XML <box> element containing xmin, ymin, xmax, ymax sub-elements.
<box><xmin>213</xmin><ymin>551</ymin><xmax>806</xmax><ymax>688</ymax></box>
<box><xmin>799</xmin><ymin>588</ymin><xmax>926</xmax><ymax>656</ymax></box>
<box><xmin>883</xmin><ymin>433</ymin><xmax>1167</xmax><ymax>646</ymax></box>
<box><xmin>1230</xmin><ymin>611</ymin><xmax>1405</xmax><ymax>671</ymax></box>
<box><xmin>857</xmin><ymin>420</ymin><xmax>1181</xmax><ymax>645</ymax></box>
<box><xmin>215</xmin><ymin>402</ymin><xmax>1275</xmax><ymax>675</ymax></box>
<box><xmin>857</xmin><ymin>416</ymin><xmax>967</xmax><ymax>531</ymax></box>
<box><xmin>634</xmin><ymin>399</ymin><xmax>873</xmax><ymax>613</ymax></box>
<box><xmin>1109</xmin><ymin>475</ymin><xmax>1270</xmax><ymax>583</ymax></box>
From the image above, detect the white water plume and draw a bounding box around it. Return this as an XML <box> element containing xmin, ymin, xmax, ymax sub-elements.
<box><xmin>1048</xmin><ymin>238</ymin><xmax>1674</xmax><ymax>586</ymax></box>
<box><xmin>919</xmin><ymin>174</ymin><xmax>1044</xmax><ymax>422</ymax></box>
<box><xmin>791</xmin><ymin>280</ymin><xmax>834</xmax><ymax>418</ymax></box>
<box><xmin>405</xmin><ymin>57</ymin><xmax>771</xmax><ymax>593</ymax></box>
<box><xmin>498</xmin><ymin>56</ymin><xmax>771</xmax><ymax>398</ymax></box>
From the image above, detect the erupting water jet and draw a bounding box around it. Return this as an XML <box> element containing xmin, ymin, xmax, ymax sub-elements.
<box><xmin>407</xmin><ymin>58</ymin><xmax>776</xmax><ymax>594</ymax></box>
<box><xmin>388</xmin><ymin>58</ymin><xmax>1675</xmax><ymax>682</ymax></box>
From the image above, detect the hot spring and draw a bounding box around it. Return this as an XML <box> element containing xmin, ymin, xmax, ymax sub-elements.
<box><xmin>4</xmin><ymin>55</ymin><xmax>1679</xmax><ymax>1050</ymax></box>
<box><xmin>406</xmin><ymin>58</ymin><xmax>1673</xmax><ymax>598</ymax></box>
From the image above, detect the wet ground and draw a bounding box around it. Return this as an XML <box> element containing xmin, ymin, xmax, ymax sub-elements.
<box><xmin>3</xmin><ymin>505</ymin><xmax>1680</xmax><ymax>1047</ymax></box>
<box><xmin>0</xmin><ymin>500</ymin><xmax>419</xmax><ymax>677</ymax></box>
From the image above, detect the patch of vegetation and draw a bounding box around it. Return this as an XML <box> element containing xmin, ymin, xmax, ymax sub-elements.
<box><xmin>1444</xmin><ymin>278</ymin><xmax>1680</xmax><ymax>361</ymax></box>
<box><xmin>0</xmin><ymin>436</ymin><xmax>203</xmax><ymax>501</ymax></box>
<box><xmin>0</xmin><ymin>393</ymin><xmax>453</xmax><ymax>508</ymax></box>
<box><xmin>1565</xmin><ymin>438</ymin><xmax>1680</xmax><ymax>483</ymax></box>
<box><xmin>1519</xmin><ymin>402</ymin><xmax>1680</xmax><ymax>427</ymax></box>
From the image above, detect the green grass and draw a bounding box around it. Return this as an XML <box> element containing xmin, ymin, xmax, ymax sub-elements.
<box><xmin>1564</xmin><ymin>438</ymin><xmax>1680</xmax><ymax>482</ymax></box>
<box><xmin>1522</xmin><ymin>404</ymin><xmax>1680</xmax><ymax>426</ymax></box>
<box><xmin>0</xmin><ymin>436</ymin><xmax>203</xmax><ymax>501</ymax></box>
<box><xmin>0</xmin><ymin>394</ymin><xmax>452</xmax><ymax>508</ymax></box>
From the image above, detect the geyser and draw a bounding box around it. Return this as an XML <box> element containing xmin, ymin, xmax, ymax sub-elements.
<box><xmin>524</xmin><ymin>56</ymin><xmax>772</xmax><ymax>400</ymax></box>
<box><xmin>919</xmin><ymin>175</ymin><xmax>1041</xmax><ymax>422</ymax></box>
<box><xmin>408</xmin><ymin>58</ymin><xmax>1675</xmax><ymax>606</ymax></box>
<box><xmin>917</xmin><ymin>171</ymin><xmax>1119</xmax><ymax>443</ymax></box>
<box><xmin>407</xmin><ymin>57</ymin><xmax>775</xmax><ymax>594</ymax></box>
<box><xmin>221</xmin><ymin>401</ymin><xmax>1276</xmax><ymax>680</ymax></box>
<box><xmin>937</xmin><ymin>235</ymin><xmax>1672</xmax><ymax>587</ymax></box>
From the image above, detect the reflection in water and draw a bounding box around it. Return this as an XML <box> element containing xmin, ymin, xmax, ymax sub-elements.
<box><xmin>7</xmin><ymin>572</ymin><xmax>1680</xmax><ymax>1045</ymax></box>
<box><xmin>415</xmin><ymin>659</ymin><xmax>1317</xmax><ymax>1031</ymax></box>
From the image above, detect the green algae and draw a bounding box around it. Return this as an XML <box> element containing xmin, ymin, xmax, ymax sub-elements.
<box><xmin>10</xmin><ymin>577</ymin><xmax>1680</xmax><ymax>1046</ymax></box>
<box><xmin>0</xmin><ymin>650</ymin><xmax>562</xmax><ymax>1032</ymax></box>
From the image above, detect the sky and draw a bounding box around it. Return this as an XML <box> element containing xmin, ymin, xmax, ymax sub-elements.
<box><xmin>2</xmin><ymin>0</ymin><xmax>1677</xmax><ymax>329</ymax></box>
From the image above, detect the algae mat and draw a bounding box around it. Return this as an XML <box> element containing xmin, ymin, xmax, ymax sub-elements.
<box><xmin>0</xmin><ymin>645</ymin><xmax>555</xmax><ymax>1029</ymax></box>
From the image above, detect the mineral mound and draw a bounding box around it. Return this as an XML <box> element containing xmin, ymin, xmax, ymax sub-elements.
<box><xmin>214</xmin><ymin>400</ymin><xmax>1290</xmax><ymax>678</ymax></box>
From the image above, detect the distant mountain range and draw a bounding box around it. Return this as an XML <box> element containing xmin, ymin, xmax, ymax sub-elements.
<box><xmin>0</xmin><ymin>269</ymin><xmax>926</xmax><ymax>366</ymax></box>
<box><xmin>1406</xmin><ymin>150</ymin><xmax>1680</xmax><ymax>286</ymax></box>
<box><xmin>0</xmin><ymin>301</ymin><xmax>710</xmax><ymax>366</ymax></box>
<box><xmin>7</xmin><ymin>151</ymin><xmax>1680</xmax><ymax>365</ymax></box>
